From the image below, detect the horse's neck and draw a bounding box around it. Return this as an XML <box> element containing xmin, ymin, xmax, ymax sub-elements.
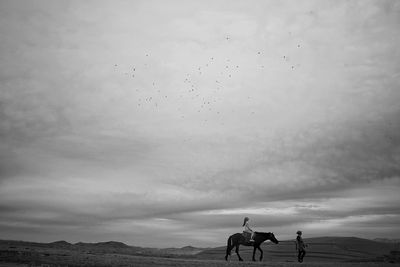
<box><xmin>257</xmin><ymin>232</ymin><xmax>270</xmax><ymax>242</ymax></box>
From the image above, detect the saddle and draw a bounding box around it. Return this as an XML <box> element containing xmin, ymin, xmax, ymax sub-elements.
<box><xmin>242</xmin><ymin>232</ymin><xmax>254</xmax><ymax>243</ymax></box>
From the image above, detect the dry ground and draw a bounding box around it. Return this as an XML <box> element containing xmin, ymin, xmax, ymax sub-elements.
<box><xmin>1</xmin><ymin>253</ymin><xmax>399</xmax><ymax>267</ymax></box>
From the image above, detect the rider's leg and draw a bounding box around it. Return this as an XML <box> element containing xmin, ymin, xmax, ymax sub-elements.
<box><xmin>250</xmin><ymin>232</ymin><xmax>255</xmax><ymax>241</ymax></box>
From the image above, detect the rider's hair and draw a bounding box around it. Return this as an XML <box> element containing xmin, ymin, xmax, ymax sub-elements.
<box><xmin>242</xmin><ymin>217</ymin><xmax>249</xmax><ymax>226</ymax></box>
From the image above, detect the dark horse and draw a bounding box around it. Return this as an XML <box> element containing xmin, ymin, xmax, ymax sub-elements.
<box><xmin>225</xmin><ymin>232</ymin><xmax>279</xmax><ymax>262</ymax></box>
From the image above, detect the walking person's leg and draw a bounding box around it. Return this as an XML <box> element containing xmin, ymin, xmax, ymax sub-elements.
<box><xmin>301</xmin><ymin>250</ymin><xmax>306</xmax><ymax>261</ymax></box>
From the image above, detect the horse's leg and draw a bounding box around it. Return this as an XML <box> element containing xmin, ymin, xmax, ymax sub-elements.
<box><xmin>225</xmin><ymin>236</ymin><xmax>233</xmax><ymax>261</ymax></box>
<box><xmin>258</xmin><ymin>246</ymin><xmax>263</xmax><ymax>261</ymax></box>
<box><xmin>235</xmin><ymin>245</ymin><xmax>243</xmax><ymax>261</ymax></box>
<box><xmin>225</xmin><ymin>244</ymin><xmax>231</xmax><ymax>261</ymax></box>
<box><xmin>225</xmin><ymin>243</ymin><xmax>230</xmax><ymax>260</ymax></box>
<box><xmin>252</xmin><ymin>245</ymin><xmax>257</xmax><ymax>261</ymax></box>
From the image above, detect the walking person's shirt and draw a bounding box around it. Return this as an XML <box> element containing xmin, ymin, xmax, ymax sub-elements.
<box><xmin>296</xmin><ymin>235</ymin><xmax>306</xmax><ymax>250</ymax></box>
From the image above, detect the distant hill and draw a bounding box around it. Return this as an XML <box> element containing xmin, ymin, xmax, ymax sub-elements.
<box><xmin>75</xmin><ymin>241</ymin><xmax>131</xmax><ymax>249</ymax></box>
<box><xmin>49</xmin><ymin>240</ymin><xmax>71</xmax><ymax>246</ymax></box>
<box><xmin>157</xmin><ymin>245</ymin><xmax>205</xmax><ymax>256</ymax></box>
<box><xmin>305</xmin><ymin>236</ymin><xmax>395</xmax><ymax>255</ymax></box>
<box><xmin>374</xmin><ymin>238</ymin><xmax>400</xmax><ymax>244</ymax></box>
<box><xmin>48</xmin><ymin>240</ymin><xmax>72</xmax><ymax>248</ymax></box>
<box><xmin>0</xmin><ymin>239</ymin><xmax>205</xmax><ymax>258</ymax></box>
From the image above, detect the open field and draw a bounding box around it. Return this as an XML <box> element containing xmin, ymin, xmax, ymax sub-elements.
<box><xmin>1</xmin><ymin>254</ymin><xmax>399</xmax><ymax>267</ymax></box>
<box><xmin>0</xmin><ymin>255</ymin><xmax>399</xmax><ymax>267</ymax></box>
<box><xmin>0</xmin><ymin>237</ymin><xmax>399</xmax><ymax>266</ymax></box>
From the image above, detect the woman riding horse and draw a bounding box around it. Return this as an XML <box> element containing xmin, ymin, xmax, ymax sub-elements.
<box><xmin>225</xmin><ymin>231</ymin><xmax>279</xmax><ymax>261</ymax></box>
<box><xmin>242</xmin><ymin>217</ymin><xmax>255</xmax><ymax>242</ymax></box>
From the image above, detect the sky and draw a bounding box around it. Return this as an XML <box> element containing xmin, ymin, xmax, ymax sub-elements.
<box><xmin>0</xmin><ymin>0</ymin><xmax>400</xmax><ymax>248</ymax></box>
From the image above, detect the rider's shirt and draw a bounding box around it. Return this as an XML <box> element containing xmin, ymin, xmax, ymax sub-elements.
<box><xmin>243</xmin><ymin>221</ymin><xmax>253</xmax><ymax>233</ymax></box>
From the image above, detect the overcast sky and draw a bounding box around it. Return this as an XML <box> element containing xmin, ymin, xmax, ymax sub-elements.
<box><xmin>1</xmin><ymin>0</ymin><xmax>400</xmax><ymax>248</ymax></box>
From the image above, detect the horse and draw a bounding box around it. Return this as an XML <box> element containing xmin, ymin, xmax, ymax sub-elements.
<box><xmin>225</xmin><ymin>232</ymin><xmax>279</xmax><ymax>262</ymax></box>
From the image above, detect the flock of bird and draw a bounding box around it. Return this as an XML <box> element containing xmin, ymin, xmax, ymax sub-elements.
<box><xmin>113</xmin><ymin>36</ymin><xmax>303</xmax><ymax>123</ymax></box>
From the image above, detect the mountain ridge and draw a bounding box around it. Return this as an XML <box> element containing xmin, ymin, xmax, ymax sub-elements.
<box><xmin>0</xmin><ymin>236</ymin><xmax>396</xmax><ymax>251</ymax></box>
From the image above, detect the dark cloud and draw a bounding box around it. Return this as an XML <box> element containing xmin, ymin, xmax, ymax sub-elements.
<box><xmin>176</xmin><ymin>105</ymin><xmax>400</xmax><ymax>203</ymax></box>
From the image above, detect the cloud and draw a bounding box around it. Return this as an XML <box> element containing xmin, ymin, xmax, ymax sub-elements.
<box><xmin>0</xmin><ymin>0</ymin><xmax>400</xmax><ymax>247</ymax></box>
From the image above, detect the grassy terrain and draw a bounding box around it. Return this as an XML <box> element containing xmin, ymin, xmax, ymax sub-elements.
<box><xmin>198</xmin><ymin>236</ymin><xmax>398</xmax><ymax>262</ymax></box>
<box><xmin>0</xmin><ymin>237</ymin><xmax>398</xmax><ymax>266</ymax></box>
<box><xmin>0</xmin><ymin>254</ymin><xmax>398</xmax><ymax>267</ymax></box>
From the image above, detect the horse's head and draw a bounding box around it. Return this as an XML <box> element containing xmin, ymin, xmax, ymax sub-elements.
<box><xmin>269</xmin><ymin>232</ymin><xmax>279</xmax><ymax>244</ymax></box>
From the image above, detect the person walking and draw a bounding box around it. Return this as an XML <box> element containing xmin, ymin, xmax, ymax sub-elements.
<box><xmin>296</xmin><ymin>230</ymin><xmax>307</xmax><ymax>262</ymax></box>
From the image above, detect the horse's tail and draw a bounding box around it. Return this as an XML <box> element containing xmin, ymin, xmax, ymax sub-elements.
<box><xmin>226</xmin><ymin>235</ymin><xmax>233</xmax><ymax>256</ymax></box>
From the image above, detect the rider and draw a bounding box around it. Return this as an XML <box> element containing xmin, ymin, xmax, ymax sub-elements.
<box><xmin>242</xmin><ymin>217</ymin><xmax>255</xmax><ymax>242</ymax></box>
<box><xmin>295</xmin><ymin>230</ymin><xmax>307</xmax><ymax>263</ymax></box>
